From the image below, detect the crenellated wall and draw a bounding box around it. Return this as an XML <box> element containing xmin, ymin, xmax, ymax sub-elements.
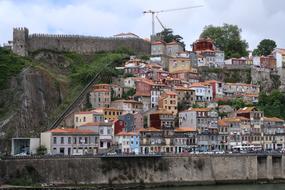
<box><xmin>12</xmin><ymin>27</ymin><xmax>151</xmax><ymax>56</ymax></box>
<box><xmin>0</xmin><ymin>155</ymin><xmax>285</xmax><ymax>187</ymax></box>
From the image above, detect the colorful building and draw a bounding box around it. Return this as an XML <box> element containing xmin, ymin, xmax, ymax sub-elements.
<box><xmin>158</xmin><ymin>91</ymin><xmax>178</xmax><ymax>115</ymax></box>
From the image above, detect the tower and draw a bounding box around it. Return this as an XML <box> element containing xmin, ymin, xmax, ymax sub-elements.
<box><xmin>12</xmin><ymin>27</ymin><xmax>29</xmax><ymax>56</ymax></box>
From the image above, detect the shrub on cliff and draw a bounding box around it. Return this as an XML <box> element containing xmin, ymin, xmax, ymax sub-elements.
<box><xmin>0</xmin><ymin>48</ymin><xmax>28</xmax><ymax>90</ymax></box>
<box><xmin>258</xmin><ymin>90</ymin><xmax>285</xmax><ymax>119</ymax></box>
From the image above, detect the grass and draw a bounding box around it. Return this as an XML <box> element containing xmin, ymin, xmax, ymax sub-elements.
<box><xmin>0</xmin><ymin>48</ymin><xmax>30</xmax><ymax>90</ymax></box>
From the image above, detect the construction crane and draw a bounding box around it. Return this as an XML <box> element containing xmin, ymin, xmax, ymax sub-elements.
<box><xmin>143</xmin><ymin>5</ymin><xmax>203</xmax><ymax>35</ymax></box>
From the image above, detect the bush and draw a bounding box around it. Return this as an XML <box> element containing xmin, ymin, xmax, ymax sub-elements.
<box><xmin>0</xmin><ymin>48</ymin><xmax>28</xmax><ymax>89</ymax></box>
<box><xmin>36</xmin><ymin>145</ymin><xmax>47</xmax><ymax>155</ymax></box>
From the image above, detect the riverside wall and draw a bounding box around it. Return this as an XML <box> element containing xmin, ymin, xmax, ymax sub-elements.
<box><xmin>0</xmin><ymin>155</ymin><xmax>284</xmax><ymax>187</ymax></box>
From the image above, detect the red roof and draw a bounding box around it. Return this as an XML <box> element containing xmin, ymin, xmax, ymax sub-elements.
<box><xmin>175</xmin><ymin>128</ymin><xmax>196</xmax><ymax>132</ymax></box>
<box><xmin>139</xmin><ymin>127</ymin><xmax>161</xmax><ymax>132</ymax></box>
<box><xmin>116</xmin><ymin>131</ymin><xmax>139</xmax><ymax>136</ymax></box>
<box><xmin>47</xmin><ymin>128</ymin><xmax>96</xmax><ymax>134</ymax></box>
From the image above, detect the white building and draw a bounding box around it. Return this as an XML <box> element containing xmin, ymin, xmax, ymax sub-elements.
<box><xmin>178</xmin><ymin>110</ymin><xmax>197</xmax><ymax>129</ymax></box>
<box><xmin>111</xmin><ymin>100</ymin><xmax>143</xmax><ymax>114</ymax></box>
<box><xmin>190</xmin><ymin>82</ymin><xmax>213</xmax><ymax>102</ymax></box>
<box><xmin>115</xmin><ymin>131</ymin><xmax>140</xmax><ymax>154</ymax></box>
<box><xmin>79</xmin><ymin>122</ymin><xmax>114</xmax><ymax>150</ymax></box>
<box><xmin>11</xmin><ymin>138</ymin><xmax>40</xmax><ymax>156</ymax></box>
<box><xmin>40</xmin><ymin>128</ymin><xmax>99</xmax><ymax>155</ymax></box>
<box><xmin>215</xmin><ymin>50</ymin><xmax>225</xmax><ymax>67</ymax></box>
<box><xmin>123</xmin><ymin>77</ymin><xmax>136</xmax><ymax>89</ymax></box>
<box><xmin>253</xmin><ymin>56</ymin><xmax>261</xmax><ymax>67</ymax></box>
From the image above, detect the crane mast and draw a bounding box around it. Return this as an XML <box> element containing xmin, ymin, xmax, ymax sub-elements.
<box><xmin>143</xmin><ymin>5</ymin><xmax>203</xmax><ymax>36</ymax></box>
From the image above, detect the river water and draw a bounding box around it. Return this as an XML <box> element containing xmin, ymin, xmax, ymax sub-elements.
<box><xmin>151</xmin><ymin>184</ymin><xmax>285</xmax><ymax>190</ymax></box>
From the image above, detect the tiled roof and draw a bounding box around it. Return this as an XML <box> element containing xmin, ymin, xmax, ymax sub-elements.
<box><xmin>151</xmin><ymin>109</ymin><xmax>173</xmax><ymax>115</ymax></box>
<box><xmin>188</xmin><ymin>107</ymin><xmax>212</xmax><ymax>112</ymax></box>
<box><xmin>175</xmin><ymin>86</ymin><xmax>194</xmax><ymax>91</ymax></box>
<box><xmin>190</xmin><ymin>82</ymin><xmax>209</xmax><ymax>88</ymax></box>
<box><xmin>114</xmin><ymin>32</ymin><xmax>140</xmax><ymax>38</ymax></box>
<box><xmin>135</xmin><ymin>78</ymin><xmax>154</xmax><ymax>85</ymax></box>
<box><xmin>93</xmin><ymin>89</ymin><xmax>111</xmax><ymax>92</ymax></box>
<box><xmin>80</xmin><ymin>122</ymin><xmax>113</xmax><ymax>127</ymax></box>
<box><xmin>237</xmin><ymin>107</ymin><xmax>257</xmax><ymax>113</ymax></box>
<box><xmin>75</xmin><ymin>110</ymin><xmax>101</xmax><ymax>115</ymax></box>
<box><xmin>139</xmin><ymin>127</ymin><xmax>161</xmax><ymax>132</ymax></box>
<box><xmin>116</xmin><ymin>131</ymin><xmax>139</xmax><ymax>136</ymax></box>
<box><xmin>135</xmin><ymin>92</ymin><xmax>151</xmax><ymax>97</ymax></box>
<box><xmin>47</xmin><ymin>128</ymin><xmax>96</xmax><ymax>134</ymax></box>
<box><xmin>218</xmin><ymin>117</ymin><xmax>249</xmax><ymax>127</ymax></box>
<box><xmin>174</xmin><ymin>127</ymin><xmax>196</xmax><ymax>132</ymax></box>
<box><xmin>165</xmin><ymin>91</ymin><xmax>177</xmax><ymax>96</ymax></box>
<box><xmin>264</xmin><ymin>117</ymin><xmax>284</xmax><ymax>122</ymax></box>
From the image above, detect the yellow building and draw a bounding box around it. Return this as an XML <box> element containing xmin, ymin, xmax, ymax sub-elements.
<box><xmin>158</xmin><ymin>91</ymin><xmax>178</xmax><ymax>115</ymax></box>
<box><xmin>94</xmin><ymin>107</ymin><xmax>124</xmax><ymax>121</ymax></box>
<box><xmin>169</xmin><ymin>57</ymin><xmax>193</xmax><ymax>73</ymax></box>
<box><xmin>74</xmin><ymin>110</ymin><xmax>104</xmax><ymax>128</ymax></box>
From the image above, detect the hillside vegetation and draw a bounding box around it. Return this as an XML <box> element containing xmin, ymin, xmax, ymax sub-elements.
<box><xmin>0</xmin><ymin>48</ymin><xmax>29</xmax><ymax>90</ymax></box>
<box><xmin>0</xmin><ymin>48</ymin><xmax>132</xmax><ymax>152</ymax></box>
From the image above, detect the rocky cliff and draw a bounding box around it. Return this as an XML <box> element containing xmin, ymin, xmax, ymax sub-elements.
<box><xmin>199</xmin><ymin>67</ymin><xmax>280</xmax><ymax>91</ymax></box>
<box><xmin>0</xmin><ymin>49</ymin><xmax>130</xmax><ymax>153</ymax></box>
<box><xmin>0</xmin><ymin>65</ymin><xmax>68</xmax><ymax>153</ymax></box>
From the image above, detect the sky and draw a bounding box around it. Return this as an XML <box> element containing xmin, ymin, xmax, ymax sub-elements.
<box><xmin>1</xmin><ymin>0</ymin><xmax>285</xmax><ymax>50</ymax></box>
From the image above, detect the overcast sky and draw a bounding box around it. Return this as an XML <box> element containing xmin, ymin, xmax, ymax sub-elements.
<box><xmin>1</xmin><ymin>0</ymin><xmax>284</xmax><ymax>50</ymax></box>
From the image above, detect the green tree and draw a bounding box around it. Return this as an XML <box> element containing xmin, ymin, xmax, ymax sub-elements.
<box><xmin>122</xmin><ymin>88</ymin><xmax>136</xmax><ymax>99</ymax></box>
<box><xmin>252</xmin><ymin>39</ymin><xmax>277</xmax><ymax>56</ymax></box>
<box><xmin>157</xmin><ymin>28</ymin><xmax>185</xmax><ymax>49</ymax></box>
<box><xmin>258</xmin><ymin>90</ymin><xmax>285</xmax><ymax>119</ymax></box>
<box><xmin>200</xmin><ymin>23</ymin><xmax>248</xmax><ymax>59</ymax></box>
<box><xmin>36</xmin><ymin>145</ymin><xmax>47</xmax><ymax>155</ymax></box>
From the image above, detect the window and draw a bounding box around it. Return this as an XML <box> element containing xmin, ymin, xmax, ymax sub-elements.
<box><xmin>76</xmin><ymin>117</ymin><xmax>78</xmax><ymax>122</ymax></box>
<box><xmin>107</xmin><ymin>129</ymin><xmax>111</xmax><ymax>135</ymax></box>
<box><xmin>100</xmin><ymin>129</ymin><xmax>104</xmax><ymax>135</ymax></box>
<box><xmin>83</xmin><ymin>117</ymin><xmax>86</xmax><ymax>122</ymax></box>
<box><xmin>60</xmin><ymin>137</ymin><xmax>64</xmax><ymax>144</ymax></box>
<box><xmin>53</xmin><ymin>137</ymin><xmax>57</xmax><ymax>144</ymax></box>
<box><xmin>73</xmin><ymin>137</ymin><xmax>77</xmax><ymax>144</ymax></box>
<box><xmin>68</xmin><ymin>137</ymin><xmax>71</xmax><ymax>144</ymax></box>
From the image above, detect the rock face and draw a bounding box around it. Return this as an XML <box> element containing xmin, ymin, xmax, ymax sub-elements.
<box><xmin>0</xmin><ymin>67</ymin><xmax>66</xmax><ymax>153</ymax></box>
<box><xmin>251</xmin><ymin>67</ymin><xmax>281</xmax><ymax>92</ymax></box>
<box><xmin>199</xmin><ymin>67</ymin><xmax>280</xmax><ymax>92</ymax></box>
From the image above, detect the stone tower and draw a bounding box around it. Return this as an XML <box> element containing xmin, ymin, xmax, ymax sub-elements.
<box><xmin>13</xmin><ymin>27</ymin><xmax>29</xmax><ymax>56</ymax></box>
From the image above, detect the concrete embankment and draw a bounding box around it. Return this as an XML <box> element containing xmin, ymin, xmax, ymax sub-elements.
<box><xmin>0</xmin><ymin>155</ymin><xmax>285</xmax><ymax>188</ymax></box>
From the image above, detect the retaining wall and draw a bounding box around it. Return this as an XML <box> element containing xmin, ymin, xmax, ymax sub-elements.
<box><xmin>0</xmin><ymin>155</ymin><xmax>284</xmax><ymax>186</ymax></box>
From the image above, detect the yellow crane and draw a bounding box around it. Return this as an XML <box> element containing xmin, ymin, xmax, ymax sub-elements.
<box><xmin>143</xmin><ymin>5</ymin><xmax>203</xmax><ymax>35</ymax></box>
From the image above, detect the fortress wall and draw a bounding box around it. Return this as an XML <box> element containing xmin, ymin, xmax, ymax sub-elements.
<box><xmin>27</xmin><ymin>35</ymin><xmax>151</xmax><ymax>55</ymax></box>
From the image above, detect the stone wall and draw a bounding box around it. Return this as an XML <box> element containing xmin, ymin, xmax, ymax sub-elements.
<box><xmin>12</xmin><ymin>28</ymin><xmax>151</xmax><ymax>56</ymax></box>
<box><xmin>0</xmin><ymin>155</ymin><xmax>284</xmax><ymax>187</ymax></box>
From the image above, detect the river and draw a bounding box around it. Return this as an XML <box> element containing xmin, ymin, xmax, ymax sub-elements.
<box><xmin>151</xmin><ymin>184</ymin><xmax>285</xmax><ymax>190</ymax></box>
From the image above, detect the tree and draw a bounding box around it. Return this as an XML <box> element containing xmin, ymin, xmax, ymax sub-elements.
<box><xmin>258</xmin><ymin>90</ymin><xmax>285</xmax><ymax>119</ymax></box>
<box><xmin>122</xmin><ymin>88</ymin><xmax>136</xmax><ymax>99</ymax></box>
<box><xmin>252</xmin><ymin>39</ymin><xmax>276</xmax><ymax>56</ymax></box>
<box><xmin>157</xmin><ymin>28</ymin><xmax>185</xmax><ymax>49</ymax></box>
<box><xmin>36</xmin><ymin>145</ymin><xmax>47</xmax><ymax>155</ymax></box>
<box><xmin>200</xmin><ymin>24</ymin><xmax>248</xmax><ymax>59</ymax></box>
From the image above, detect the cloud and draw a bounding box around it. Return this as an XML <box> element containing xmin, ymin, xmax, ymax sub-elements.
<box><xmin>0</xmin><ymin>0</ymin><xmax>284</xmax><ymax>50</ymax></box>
